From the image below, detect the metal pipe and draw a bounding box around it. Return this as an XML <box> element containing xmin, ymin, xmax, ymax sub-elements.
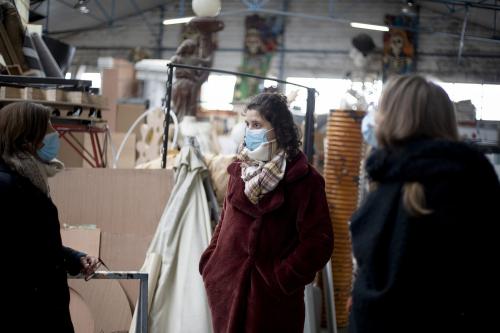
<box><xmin>160</xmin><ymin>63</ymin><xmax>317</xmax><ymax>165</ymax></box>
<box><xmin>458</xmin><ymin>5</ymin><xmax>470</xmax><ymax>64</ymax></box>
<box><xmin>161</xmin><ymin>64</ymin><xmax>174</xmax><ymax>169</ymax></box>
<box><xmin>68</xmin><ymin>271</ymin><xmax>149</xmax><ymax>333</ymax></box>
<box><xmin>255</xmin><ymin>8</ymin><xmax>351</xmax><ymax>25</ymax></box>
<box><xmin>278</xmin><ymin>0</ymin><xmax>290</xmax><ymax>91</ymax></box>
<box><xmin>304</xmin><ymin>88</ymin><xmax>316</xmax><ymax>162</ymax></box>
<box><xmin>45</xmin><ymin>0</ymin><xmax>50</xmax><ymax>33</ymax></box>
<box><xmin>168</xmin><ymin>63</ymin><xmax>313</xmax><ymax>90</ymax></box>
<box><xmin>111</xmin><ymin>0</ymin><xmax>116</xmax><ymax>24</ymax></box>
<box><xmin>138</xmin><ymin>274</ymin><xmax>148</xmax><ymax>333</ymax></box>
<box><xmin>495</xmin><ymin>0</ymin><xmax>498</xmax><ymax>35</ymax></box>
<box><xmin>322</xmin><ymin>264</ymin><xmax>338</xmax><ymax>333</ymax></box>
<box><xmin>157</xmin><ymin>5</ymin><xmax>165</xmax><ymax>58</ymax></box>
<box><xmin>180</xmin><ymin>0</ymin><xmax>185</xmax><ymax>17</ymax></box>
<box><xmin>329</xmin><ymin>0</ymin><xmax>335</xmax><ymax>17</ymax></box>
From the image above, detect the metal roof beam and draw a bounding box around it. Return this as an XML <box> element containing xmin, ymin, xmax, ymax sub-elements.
<box><xmin>421</xmin><ymin>0</ymin><xmax>500</xmax><ymax>11</ymax></box>
<box><xmin>54</xmin><ymin>0</ymin><xmax>106</xmax><ymax>23</ymax></box>
<box><xmin>94</xmin><ymin>0</ymin><xmax>113</xmax><ymax>24</ymax></box>
<box><xmin>127</xmin><ymin>0</ymin><xmax>158</xmax><ymax>36</ymax></box>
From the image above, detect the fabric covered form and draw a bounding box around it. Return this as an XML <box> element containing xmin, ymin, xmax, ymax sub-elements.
<box><xmin>31</xmin><ymin>32</ymin><xmax>63</xmax><ymax>78</ymax></box>
<box><xmin>22</xmin><ymin>31</ymin><xmax>44</xmax><ymax>76</ymax></box>
<box><xmin>142</xmin><ymin>145</ymin><xmax>213</xmax><ymax>333</ymax></box>
<box><xmin>0</xmin><ymin>2</ymin><xmax>29</xmax><ymax>72</ymax></box>
<box><xmin>42</xmin><ymin>35</ymin><xmax>76</xmax><ymax>74</ymax></box>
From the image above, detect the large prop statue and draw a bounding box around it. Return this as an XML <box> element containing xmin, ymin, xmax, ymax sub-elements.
<box><xmin>171</xmin><ymin>17</ymin><xmax>224</xmax><ymax>120</ymax></box>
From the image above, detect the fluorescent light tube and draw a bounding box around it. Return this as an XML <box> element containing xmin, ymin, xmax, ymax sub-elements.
<box><xmin>163</xmin><ymin>16</ymin><xmax>195</xmax><ymax>25</ymax></box>
<box><xmin>350</xmin><ymin>22</ymin><xmax>389</xmax><ymax>32</ymax></box>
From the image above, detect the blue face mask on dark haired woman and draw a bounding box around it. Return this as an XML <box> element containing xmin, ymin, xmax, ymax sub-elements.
<box><xmin>244</xmin><ymin>128</ymin><xmax>273</xmax><ymax>151</ymax></box>
<box><xmin>37</xmin><ymin>132</ymin><xmax>60</xmax><ymax>162</ymax></box>
<box><xmin>361</xmin><ymin>111</ymin><xmax>378</xmax><ymax>148</ymax></box>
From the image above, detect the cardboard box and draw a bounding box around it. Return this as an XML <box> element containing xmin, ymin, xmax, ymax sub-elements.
<box><xmin>61</xmin><ymin>227</ymin><xmax>101</xmax><ymax>258</ymax></box>
<box><xmin>57</xmin><ymin>132</ymin><xmax>136</xmax><ymax>168</ymax></box>
<box><xmin>116</xmin><ymin>102</ymin><xmax>146</xmax><ymax>142</ymax></box>
<box><xmin>45</xmin><ymin>88</ymin><xmax>65</xmax><ymax>102</ymax></box>
<box><xmin>28</xmin><ymin>87</ymin><xmax>45</xmax><ymax>100</ymax></box>
<box><xmin>100</xmin><ymin>58</ymin><xmax>137</xmax><ymax>131</ymax></box>
<box><xmin>0</xmin><ymin>86</ymin><xmax>28</xmax><ymax>99</ymax></box>
<box><xmin>82</xmin><ymin>132</ymin><xmax>136</xmax><ymax>169</ymax></box>
<box><xmin>87</xmin><ymin>94</ymin><xmax>108</xmax><ymax>109</ymax></box>
<box><xmin>65</xmin><ymin>91</ymin><xmax>89</xmax><ymax>105</ymax></box>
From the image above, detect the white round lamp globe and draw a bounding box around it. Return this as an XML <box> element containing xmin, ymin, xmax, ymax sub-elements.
<box><xmin>192</xmin><ymin>0</ymin><xmax>221</xmax><ymax>17</ymax></box>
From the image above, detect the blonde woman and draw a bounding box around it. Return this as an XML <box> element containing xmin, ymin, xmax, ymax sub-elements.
<box><xmin>349</xmin><ymin>75</ymin><xmax>500</xmax><ymax>333</ymax></box>
<box><xmin>0</xmin><ymin>102</ymin><xmax>100</xmax><ymax>332</ymax></box>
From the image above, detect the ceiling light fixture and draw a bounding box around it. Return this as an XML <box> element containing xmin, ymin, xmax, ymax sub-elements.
<box><xmin>74</xmin><ymin>0</ymin><xmax>90</xmax><ymax>14</ymax></box>
<box><xmin>350</xmin><ymin>22</ymin><xmax>389</xmax><ymax>32</ymax></box>
<box><xmin>163</xmin><ymin>16</ymin><xmax>195</xmax><ymax>25</ymax></box>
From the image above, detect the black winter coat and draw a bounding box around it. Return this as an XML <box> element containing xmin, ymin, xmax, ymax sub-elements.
<box><xmin>349</xmin><ymin>140</ymin><xmax>500</xmax><ymax>333</ymax></box>
<box><xmin>1</xmin><ymin>161</ymin><xmax>85</xmax><ymax>333</ymax></box>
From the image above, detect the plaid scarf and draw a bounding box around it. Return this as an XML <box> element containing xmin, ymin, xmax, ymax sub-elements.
<box><xmin>238</xmin><ymin>147</ymin><xmax>286</xmax><ymax>205</ymax></box>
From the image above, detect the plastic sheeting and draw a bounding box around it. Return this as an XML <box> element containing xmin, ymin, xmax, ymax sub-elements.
<box><xmin>132</xmin><ymin>145</ymin><xmax>213</xmax><ymax>333</ymax></box>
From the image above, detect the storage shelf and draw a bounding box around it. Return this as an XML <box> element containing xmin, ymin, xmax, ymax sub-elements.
<box><xmin>0</xmin><ymin>75</ymin><xmax>92</xmax><ymax>89</ymax></box>
<box><xmin>0</xmin><ymin>98</ymin><xmax>108</xmax><ymax>110</ymax></box>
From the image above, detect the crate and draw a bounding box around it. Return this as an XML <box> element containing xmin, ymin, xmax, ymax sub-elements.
<box><xmin>88</xmin><ymin>94</ymin><xmax>108</xmax><ymax>108</ymax></box>
<box><xmin>27</xmin><ymin>87</ymin><xmax>46</xmax><ymax>100</ymax></box>
<box><xmin>0</xmin><ymin>86</ymin><xmax>28</xmax><ymax>99</ymax></box>
<box><xmin>45</xmin><ymin>89</ymin><xmax>65</xmax><ymax>102</ymax></box>
<box><xmin>65</xmin><ymin>91</ymin><xmax>90</xmax><ymax>104</ymax></box>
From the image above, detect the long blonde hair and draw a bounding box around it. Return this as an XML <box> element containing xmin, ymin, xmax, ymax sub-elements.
<box><xmin>376</xmin><ymin>75</ymin><xmax>459</xmax><ymax>216</ymax></box>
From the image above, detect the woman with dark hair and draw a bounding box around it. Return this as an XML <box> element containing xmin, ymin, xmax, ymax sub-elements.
<box><xmin>0</xmin><ymin>102</ymin><xmax>100</xmax><ymax>332</ymax></box>
<box><xmin>349</xmin><ymin>75</ymin><xmax>500</xmax><ymax>333</ymax></box>
<box><xmin>199</xmin><ymin>93</ymin><xmax>333</xmax><ymax>332</ymax></box>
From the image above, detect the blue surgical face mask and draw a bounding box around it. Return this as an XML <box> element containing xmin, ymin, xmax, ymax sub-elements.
<box><xmin>37</xmin><ymin>132</ymin><xmax>60</xmax><ymax>162</ymax></box>
<box><xmin>361</xmin><ymin>112</ymin><xmax>378</xmax><ymax>148</ymax></box>
<box><xmin>244</xmin><ymin>128</ymin><xmax>273</xmax><ymax>151</ymax></box>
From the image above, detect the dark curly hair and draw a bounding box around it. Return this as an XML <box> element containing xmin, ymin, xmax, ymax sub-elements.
<box><xmin>246</xmin><ymin>93</ymin><xmax>301</xmax><ymax>159</ymax></box>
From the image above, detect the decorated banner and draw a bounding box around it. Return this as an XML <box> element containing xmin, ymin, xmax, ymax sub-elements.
<box><xmin>382</xmin><ymin>14</ymin><xmax>418</xmax><ymax>81</ymax></box>
<box><xmin>234</xmin><ymin>14</ymin><xmax>283</xmax><ymax>101</ymax></box>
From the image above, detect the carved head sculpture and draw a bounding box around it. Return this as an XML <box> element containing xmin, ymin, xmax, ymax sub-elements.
<box><xmin>245</xmin><ymin>28</ymin><xmax>264</xmax><ymax>55</ymax></box>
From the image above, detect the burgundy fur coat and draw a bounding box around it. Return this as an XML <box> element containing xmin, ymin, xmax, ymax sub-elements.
<box><xmin>199</xmin><ymin>152</ymin><xmax>333</xmax><ymax>333</ymax></box>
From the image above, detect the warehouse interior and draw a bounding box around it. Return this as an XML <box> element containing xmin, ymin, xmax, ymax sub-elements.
<box><xmin>1</xmin><ymin>1</ymin><xmax>499</xmax><ymax>332</ymax></box>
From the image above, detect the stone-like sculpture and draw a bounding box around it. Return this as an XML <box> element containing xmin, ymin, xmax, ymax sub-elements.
<box><xmin>170</xmin><ymin>17</ymin><xmax>224</xmax><ymax>120</ymax></box>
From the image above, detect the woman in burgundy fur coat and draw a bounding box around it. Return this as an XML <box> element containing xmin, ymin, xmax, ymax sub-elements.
<box><xmin>199</xmin><ymin>93</ymin><xmax>333</xmax><ymax>333</ymax></box>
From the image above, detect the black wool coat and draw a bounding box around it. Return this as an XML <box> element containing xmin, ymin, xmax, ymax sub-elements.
<box><xmin>349</xmin><ymin>140</ymin><xmax>500</xmax><ymax>333</ymax></box>
<box><xmin>1</xmin><ymin>161</ymin><xmax>85</xmax><ymax>333</ymax></box>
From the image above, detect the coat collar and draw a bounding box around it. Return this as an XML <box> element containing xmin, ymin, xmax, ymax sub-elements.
<box><xmin>227</xmin><ymin>152</ymin><xmax>310</xmax><ymax>217</ymax></box>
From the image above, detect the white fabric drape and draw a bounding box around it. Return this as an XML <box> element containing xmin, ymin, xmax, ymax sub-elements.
<box><xmin>133</xmin><ymin>146</ymin><xmax>213</xmax><ymax>333</ymax></box>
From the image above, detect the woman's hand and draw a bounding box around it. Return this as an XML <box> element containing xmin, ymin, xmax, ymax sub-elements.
<box><xmin>79</xmin><ymin>255</ymin><xmax>100</xmax><ymax>280</ymax></box>
<box><xmin>346</xmin><ymin>296</ymin><xmax>353</xmax><ymax>313</ymax></box>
